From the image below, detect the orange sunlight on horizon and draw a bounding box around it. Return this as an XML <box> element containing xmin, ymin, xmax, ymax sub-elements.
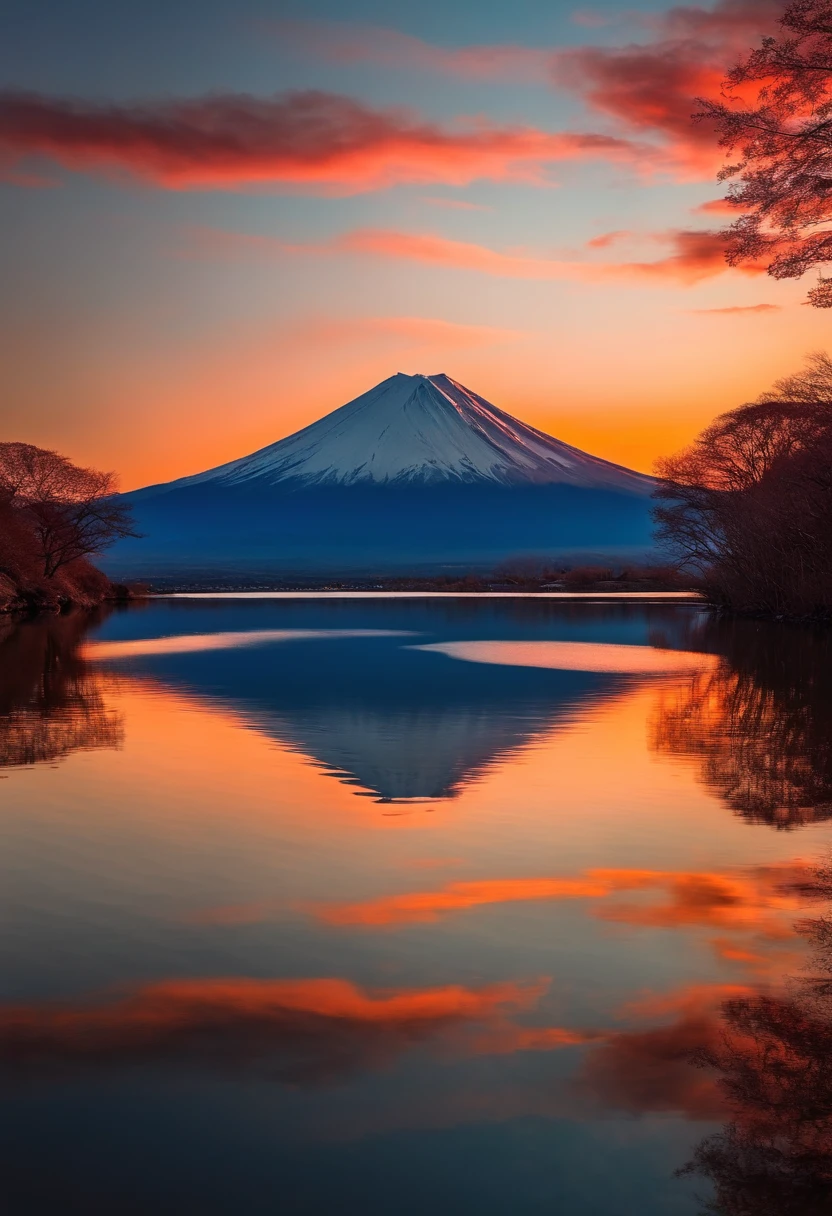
<box><xmin>6</xmin><ymin>275</ymin><xmax>828</xmax><ymax>489</ymax></box>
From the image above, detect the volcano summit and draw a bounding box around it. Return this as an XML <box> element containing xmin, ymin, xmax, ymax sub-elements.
<box><xmin>110</xmin><ymin>374</ymin><xmax>656</xmax><ymax>575</ymax></box>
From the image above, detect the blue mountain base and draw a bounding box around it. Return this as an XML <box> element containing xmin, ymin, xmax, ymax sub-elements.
<box><xmin>106</xmin><ymin>482</ymin><xmax>656</xmax><ymax>576</ymax></box>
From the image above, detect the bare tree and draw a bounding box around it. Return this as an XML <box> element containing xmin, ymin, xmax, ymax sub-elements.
<box><xmin>700</xmin><ymin>1</ymin><xmax>832</xmax><ymax>305</ymax></box>
<box><xmin>653</xmin><ymin>355</ymin><xmax>832</xmax><ymax>617</ymax></box>
<box><xmin>0</xmin><ymin>443</ymin><xmax>137</xmax><ymax>579</ymax></box>
<box><xmin>760</xmin><ymin>349</ymin><xmax>832</xmax><ymax>405</ymax></box>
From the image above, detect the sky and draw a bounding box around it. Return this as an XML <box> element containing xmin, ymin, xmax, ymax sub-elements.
<box><xmin>0</xmin><ymin>0</ymin><xmax>827</xmax><ymax>488</ymax></box>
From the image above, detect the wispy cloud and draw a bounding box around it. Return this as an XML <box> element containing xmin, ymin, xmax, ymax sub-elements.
<box><xmin>3</xmin><ymin>5</ymin><xmax>780</xmax><ymax>197</ymax></box>
<box><xmin>267</xmin><ymin>20</ymin><xmax>552</xmax><ymax>82</ymax></box>
<box><xmin>655</xmin><ymin>0</ymin><xmax>782</xmax><ymax>39</ymax></box>
<box><xmin>292</xmin><ymin>314</ymin><xmax>528</xmax><ymax>348</ymax></box>
<box><xmin>571</xmin><ymin>9</ymin><xmax>613</xmax><ymax>30</ymax></box>
<box><xmin>0</xmin><ymin>89</ymin><xmax>653</xmax><ymax>194</ymax></box>
<box><xmin>688</xmin><ymin>303</ymin><xmax>781</xmax><ymax>315</ymax></box>
<box><xmin>550</xmin><ymin>1</ymin><xmax>781</xmax><ymax>174</ymax></box>
<box><xmin>272</xmin><ymin>4</ymin><xmax>781</xmax><ymax>180</ymax></box>
<box><xmin>0</xmin><ymin>165</ymin><xmax>59</xmax><ymax>188</ymax></box>
<box><xmin>693</xmin><ymin>197</ymin><xmax>742</xmax><ymax>215</ymax></box>
<box><xmin>420</xmin><ymin>195</ymin><xmax>492</xmax><ymax>212</ymax></box>
<box><xmin>586</xmin><ymin>229</ymin><xmax>632</xmax><ymax>249</ymax></box>
<box><xmin>179</xmin><ymin>222</ymin><xmax>766</xmax><ymax>287</ymax></box>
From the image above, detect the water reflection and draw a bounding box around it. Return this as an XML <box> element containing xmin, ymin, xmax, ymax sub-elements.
<box><xmin>86</xmin><ymin>623</ymin><xmax>648</xmax><ymax>804</ymax></box>
<box><xmin>680</xmin><ymin>862</ymin><xmax>832</xmax><ymax>1214</ymax></box>
<box><xmin>651</xmin><ymin>618</ymin><xmax>832</xmax><ymax>829</ymax></box>
<box><xmin>4</xmin><ymin>605</ymin><xmax>832</xmax><ymax>826</ymax></box>
<box><xmin>85</xmin><ymin>628</ymin><xmax>413</xmax><ymax>659</ymax></box>
<box><xmin>0</xmin><ymin>975</ymin><xmax>551</xmax><ymax>1086</ymax></box>
<box><xmin>415</xmin><ymin>639</ymin><xmax>715</xmax><ymax>674</ymax></box>
<box><xmin>3</xmin><ymin>599</ymin><xmax>832</xmax><ymax>1213</ymax></box>
<box><xmin>0</xmin><ymin>612</ymin><xmax>123</xmax><ymax>768</ymax></box>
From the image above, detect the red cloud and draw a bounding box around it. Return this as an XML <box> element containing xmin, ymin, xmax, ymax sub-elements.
<box><xmin>272</xmin><ymin>5</ymin><xmax>782</xmax><ymax>180</ymax></box>
<box><xmin>1</xmin><ymin>6</ymin><xmax>782</xmax><ymax>199</ymax></box>
<box><xmin>0</xmin><ymin>89</ymin><xmax>651</xmax><ymax>193</ymax></box>
<box><xmin>339</xmin><ymin>229</ymin><xmax>585</xmax><ymax>279</ymax></box>
<box><xmin>619</xmin><ymin>228</ymin><xmax>767</xmax><ymax>283</ymax></box>
<box><xmin>179</xmin><ymin>222</ymin><xmax>766</xmax><ymax>286</ymax></box>
<box><xmin>340</xmin><ymin>226</ymin><xmax>763</xmax><ymax>284</ymax></box>
<box><xmin>694</xmin><ymin>197</ymin><xmax>742</xmax><ymax>214</ymax></box>
<box><xmin>552</xmin><ymin>44</ymin><xmax>726</xmax><ymax>171</ymax></box>
<box><xmin>553</xmin><ymin>2</ymin><xmax>781</xmax><ymax>173</ymax></box>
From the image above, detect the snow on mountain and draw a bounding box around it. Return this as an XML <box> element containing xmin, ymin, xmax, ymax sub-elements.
<box><xmin>162</xmin><ymin>373</ymin><xmax>653</xmax><ymax>495</ymax></box>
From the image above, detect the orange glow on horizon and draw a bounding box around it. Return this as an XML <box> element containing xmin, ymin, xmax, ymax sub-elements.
<box><xmin>6</xmin><ymin>263</ymin><xmax>827</xmax><ymax>489</ymax></box>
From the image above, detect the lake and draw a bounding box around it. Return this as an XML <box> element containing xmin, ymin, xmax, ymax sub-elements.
<box><xmin>2</xmin><ymin>596</ymin><xmax>831</xmax><ymax>1215</ymax></box>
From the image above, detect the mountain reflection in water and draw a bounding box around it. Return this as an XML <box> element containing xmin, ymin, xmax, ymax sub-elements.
<box><xmin>3</xmin><ymin>603</ymin><xmax>828</xmax><ymax>820</ymax></box>
<box><xmin>3</xmin><ymin>599</ymin><xmax>832</xmax><ymax>1214</ymax></box>
<box><xmin>84</xmin><ymin>613</ymin><xmax>669</xmax><ymax>804</ymax></box>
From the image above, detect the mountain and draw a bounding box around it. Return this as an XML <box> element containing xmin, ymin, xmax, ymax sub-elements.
<box><xmin>108</xmin><ymin>373</ymin><xmax>657</xmax><ymax>575</ymax></box>
<box><xmin>151</xmin><ymin>372</ymin><xmax>652</xmax><ymax>495</ymax></box>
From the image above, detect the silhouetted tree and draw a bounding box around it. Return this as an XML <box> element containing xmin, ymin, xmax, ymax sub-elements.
<box><xmin>700</xmin><ymin>1</ymin><xmax>832</xmax><ymax>306</ymax></box>
<box><xmin>0</xmin><ymin>442</ymin><xmax>136</xmax><ymax>579</ymax></box>
<box><xmin>653</xmin><ymin>354</ymin><xmax>832</xmax><ymax>617</ymax></box>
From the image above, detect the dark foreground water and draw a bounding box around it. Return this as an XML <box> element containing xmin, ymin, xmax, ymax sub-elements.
<box><xmin>2</xmin><ymin>596</ymin><xmax>831</xmax><ymax>1215</ymax></box>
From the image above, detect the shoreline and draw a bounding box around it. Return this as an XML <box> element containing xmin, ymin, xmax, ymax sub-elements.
<box><xmin>0</xmin><ymin>582</ymin><xmax>139</xmax><ymax>617</ymax></box>
<box><xmin>152</xmin><ymin>589</ymin><xmax>702</xmax><ymax>601</ymax></box>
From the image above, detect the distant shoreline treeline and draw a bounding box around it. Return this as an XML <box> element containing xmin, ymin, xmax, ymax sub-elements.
<box><xmin>135</xmin><ymin>562</ymin><xmax>694</xmax><ymax>596</ymax></box>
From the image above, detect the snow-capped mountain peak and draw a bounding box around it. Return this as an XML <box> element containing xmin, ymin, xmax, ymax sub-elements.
<box><xmin>165</xmin><ymin>372</ymin><xmax>653</xmax><ymax>495</ymax></box>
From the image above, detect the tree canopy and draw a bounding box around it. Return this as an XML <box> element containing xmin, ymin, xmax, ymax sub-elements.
<box><xmin>701</xmin><ymin>1</ymin><xmax>832</xmax><ymax>305</ymax></box>
<box><xmin>0</xmin><ymin>442</ymin><xmax>136</xmax><ymax>580</ymax></box>
<box><xmin>653</xmin><ymin>353</ymin><xmax>832</xmax><ymax>617</ymax></box>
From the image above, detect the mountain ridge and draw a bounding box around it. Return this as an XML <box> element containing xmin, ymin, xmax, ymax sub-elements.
<box><xmin>110</xmin><ymin>372</ymin><xmax>657</xmax><ymax>575</ymax></box>
<box><xmin>136</xmin><ymin>373</ymin><xmax>653</xmax><ymax>497</ymax></box>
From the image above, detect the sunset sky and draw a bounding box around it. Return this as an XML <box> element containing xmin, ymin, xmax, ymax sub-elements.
<box><xmin>1</xmin><ymin>0</ymin><xmax>827</xmax><ymax>489</ymax></box>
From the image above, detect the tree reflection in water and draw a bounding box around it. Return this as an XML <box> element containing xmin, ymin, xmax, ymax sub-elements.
<box><xmin>681</xmin><ymin>863</ymin><xmax>832</xmax><ymax>1214</ymax></box>
<box><xmin>650</xmin><ymin>618</ymin><xmax>832</xmax><ymax>829</ymax></box>
<box><xmin>0</xmin><ymin>611</ymin><xmax>123</xmax><ymax>768</ymax></box>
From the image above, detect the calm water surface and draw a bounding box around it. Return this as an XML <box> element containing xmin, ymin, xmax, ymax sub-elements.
<box><xmin>2</xmin><ymin>597</ymin><xmax>831</xmax><ymax>1214</ymax></box>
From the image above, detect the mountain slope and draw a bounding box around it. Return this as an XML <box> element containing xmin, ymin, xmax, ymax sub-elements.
<box><xmin>111</xmin><ymin>373</ymin><xmax>657</xmax><ymax>575</ymax></box>
<box><xmin>140</xmin><ymin>373</ymin><xmax>653</xmax><ymax>496</ymax></box>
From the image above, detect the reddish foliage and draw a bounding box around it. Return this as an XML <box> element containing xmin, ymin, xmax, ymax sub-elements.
<box><xmin>700</xmin><ymin>1</ymin><xmax>832</xmax><ymax>304</ymax></box>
